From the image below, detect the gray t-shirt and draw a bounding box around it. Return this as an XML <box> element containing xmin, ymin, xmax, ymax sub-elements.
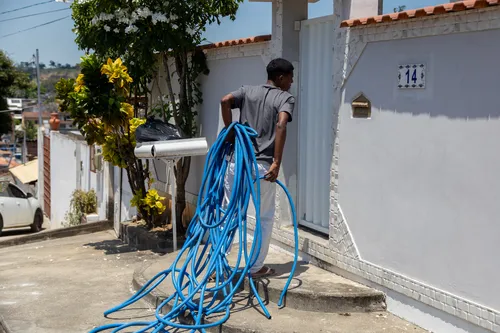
<box><xmin>230</xmin><ymin>84</ymin><xmax>295</xmax><ymax>164</ymax></box>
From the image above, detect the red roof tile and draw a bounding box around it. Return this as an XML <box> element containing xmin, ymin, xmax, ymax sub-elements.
<box><xmin>200</xmin><ymin>34</ymin><xmax>271</xmax><ymax>50</ymax></box>
<box><xmin>0</xmin><ymin>157</ymin><xmax>19</xmax><ymax>168</ymax></box>
<box><xmin>22</xmin><ymin>112</ymin><xmax>51</xmax><ymax>120</ymax></box>
<box><xmin>340</xmin><ymin>0</ymin><xmax>499</xmax><ymax>27</ymax></box>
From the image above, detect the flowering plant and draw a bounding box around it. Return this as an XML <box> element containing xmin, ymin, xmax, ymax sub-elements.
<box><xmin>56</xmin><ymin>54</ymin><xmax>160</xmax><ymax>226</ymax></box>
<box><xmin>70</xmin><ymin>0</ymin><xmax>242</xmax><ymax>233</ymax></box>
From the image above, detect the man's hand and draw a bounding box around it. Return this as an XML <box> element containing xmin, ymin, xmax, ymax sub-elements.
<box><xmin>225</xmin><ymin>128</ymin><xmax>235</xmax><ymax>144</ymax></box>
<box><xmin>264</xmin><ymin>162</ymin><xmax>280</xmax><ymax>182</ymax></box>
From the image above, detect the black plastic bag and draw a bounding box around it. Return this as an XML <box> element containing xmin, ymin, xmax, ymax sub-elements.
<box><xmin>135</xmin><ymin>117</ymin><xmax>186</xmax><ymax>143</ymax></box>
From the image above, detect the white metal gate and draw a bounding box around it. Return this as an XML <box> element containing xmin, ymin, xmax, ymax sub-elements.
<box><xmin>298</xmin><ymin>15</ymin><xmax>335</xmax><ymax>234</ymax></box>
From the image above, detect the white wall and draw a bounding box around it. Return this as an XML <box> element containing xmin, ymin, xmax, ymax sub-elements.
<box><xmin>50</xmin><ymin>132</ymin><xmax>78</xmax><ymax>228</ymax></box>
<box><xmin>152</xmin><ymin>46</ymin><xmax>301</xmax><ymax>226</ymax></box>
<box><xmin>187</xmin><ymin>55</ymin><xmax>268</xmax><ymax>196</ymax></box>
<box><xmin>339</xmin><ymin>28</ymin><xmax>500</xmax><ymax>311</ymax></box>
<box><xmin>113</xmin><ymin>165</ymin><xmax>137</xmax><ymax>224</ymax></box>
<box><xmin>50</xmin><ymin>132</ymin><xmax>107</xmax><ymax>228</ymax></box>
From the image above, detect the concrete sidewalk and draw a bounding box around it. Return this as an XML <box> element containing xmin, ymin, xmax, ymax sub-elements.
<box><xmin>0</xmin><ymin>231</ymin><xmax>159</xmax><ymax>333</ymax></box>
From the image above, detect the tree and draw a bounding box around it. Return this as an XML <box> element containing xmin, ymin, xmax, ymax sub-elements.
<box><xmin>0</xmin><ymin>50</ymin><xmax>34</xmax><ymax>136</ymax></box>
<box><xmin>394</xmin><ymin>5</ymin><xmax>407</xmax><ymax>12</ymax></box>
<box><xmin>49</xmin><ymin>60</ymin><xmax>56</xmax><ymax>68</ymax></box>
<box><xmin>56</xmin><ymin>55</ymin><xmax>166</xmax><ymax>227</ymax></box>
<box><xmin>70</xmin><ymin>0</ymin><xmax>242</xmax><ymax>233</ymax></box>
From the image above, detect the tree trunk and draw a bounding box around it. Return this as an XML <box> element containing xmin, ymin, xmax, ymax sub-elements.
<box><xmin>174</xmin><ymin>156</ymin><xmax>191</xmax><ymax>235</ymax></box>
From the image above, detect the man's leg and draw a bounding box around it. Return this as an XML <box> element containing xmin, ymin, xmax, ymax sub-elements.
<box><xmin>249</xmin><ymin>163</ymin><xmax>276</xmax><ymax>275</ymax></box>
<box><xmin>222</xmin><ymin>162</ymin><xmax>235</xmax><ymax>255</ymax></box>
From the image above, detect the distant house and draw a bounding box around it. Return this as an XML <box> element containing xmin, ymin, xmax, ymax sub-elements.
<box><xmin>22</xmin><ymin>111</ymin><xmax>51</xmax><ymax>127</ymax></box>
<box><xmin>7</xmin><ymin>98</ymin><xmax>37</xmax><ymax>121</ymax></box>
<box><xmin>22</xmin><ymin>111</ymin><xmax>74</xmax><ymax>130</ymax></box>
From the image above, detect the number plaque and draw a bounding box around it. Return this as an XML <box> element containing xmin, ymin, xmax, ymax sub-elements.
<box><xmin>398</xmin><ymin>64</ymin><xmax>425</xmax><ymax>89</ymax></box>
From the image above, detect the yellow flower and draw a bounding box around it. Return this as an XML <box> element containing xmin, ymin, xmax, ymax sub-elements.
<box><xmin>74</xmin><ymin>74</ymin><xmax>85</xmax><ymax>92</ymax></box>
<box><xmin>101</xmin><ymin>58</ymin><xmax>133</xmax><ymax>92</ymax></box>
<box><xmin>121</xmin><ymin>102</ymin><xmax>134</xmax><ymax>118</ymax></box>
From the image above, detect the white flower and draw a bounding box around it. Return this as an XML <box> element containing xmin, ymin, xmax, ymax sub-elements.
<box><xmin>153</xmin><ymin>49</ymin><xmax>159</xmax><ymax>54</ymax></box>
<box><xmin>113</xmin><ymin>28</ymin><xmax>119</xmax><ymax>33</ymax></box>
<box><xmin>171</xmin><ymin>24</ymin><xmax>178</xmax><ymax>30</ymax></box>
<box><xmin>151</xmin><ymin>13</ymin><xmax>168</xmax><ymax>25</ymax></box>
<box><xmin>91</xmin><ymin>17</ymin><xmax>99</xmax><ymax>25</ymax></box>
<box><xmin>115</xmin><ymin>10</ymin><xmax>125</xmax><ymax>19</ymax></box>
<box><xmin>104</xmin><ymin>25</ymin><xmax>111</xmax><ymax>32</ymax></box>
<box><xmin>170</xmin><ymin>14</ymin><xmax>178</xmax><ymax>21</ymax></box>
<box><xmin>125</xmin><ymin>25</ymin><xmax>138</xmax><ymax>34</ymax></box>
<box><xmin>130</xmin><ymin>12</ymin><xmax>139</xmax><ymax>24</ymax></box>
<box><xmin>136</xmin><ymin>7</ymin><xmax>151</xmax><ymax>18</ymax></box>
<box><xmin>130</xmin><ymin>61</ymin><xmax>135</xmax><ymax>65</ymax></box>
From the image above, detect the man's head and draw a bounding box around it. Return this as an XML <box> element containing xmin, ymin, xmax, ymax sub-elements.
<box><xmin>267</xmin><ymin>58</ymin><xmax>294</xmax><ymax>92</ymax></box>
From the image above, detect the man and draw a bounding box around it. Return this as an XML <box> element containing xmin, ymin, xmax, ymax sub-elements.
<box><xmin>220</xmin><ymin>58</ymin><xmax>295</xmax><ymax>278</ymax></box>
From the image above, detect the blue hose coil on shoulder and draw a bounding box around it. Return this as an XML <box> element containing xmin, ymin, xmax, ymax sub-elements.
<box><xmin>90</xmin><ymin>123</ymin><xmax>299</xmax><ymax>333</ymax></box>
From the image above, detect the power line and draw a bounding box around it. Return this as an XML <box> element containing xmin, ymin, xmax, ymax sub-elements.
<box><xmin>0</xmin><ymin>8</ymin><xmax>70</xmax><ymax>23</ymax></box>
<box><xmin>0</xmin><ymin>0</ymin><xmax>55</xmax><ymax>16</ymax></box>
<box><xmin>0</xmin><ymin>16</ymin><xmax>69</xmax><ymax>39</ymax></box>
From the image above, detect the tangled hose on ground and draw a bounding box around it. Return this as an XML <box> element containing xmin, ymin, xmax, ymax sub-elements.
<box><xmin>90</xmin><ymin>123</ymin><xmax>299</xmax><ymax>333</ymax></box>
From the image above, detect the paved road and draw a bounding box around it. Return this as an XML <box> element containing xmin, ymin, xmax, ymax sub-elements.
<box><xmin>0</xmin><ymin>231</ymin><xmax>160</xmax><ymax>333</ymax></box>
<box><xmin>0</xmin><ymin>217</ymin><xmax>51</xmax><ymax>242</ymax></box>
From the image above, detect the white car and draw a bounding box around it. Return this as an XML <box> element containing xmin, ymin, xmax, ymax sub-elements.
<box><xmin>0</xmin><ymin>181</ymin><xmax>43</xmax><ymax>235</ymax></box>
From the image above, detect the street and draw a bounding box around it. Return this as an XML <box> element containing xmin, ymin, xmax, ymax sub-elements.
<box><xmin>0</xmin><ymin>231</ymin><xmax>159</xmax><ymax>333</ymax></box>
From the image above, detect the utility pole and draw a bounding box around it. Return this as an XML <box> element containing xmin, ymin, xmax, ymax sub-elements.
<box><xmin>35</xmin><ymin>49</ymin><xmax>45</xmax><ymax>212</ymax></box>
<box><xmin>36</xmin><ymin>49</ymin><xmax>42</xmax><ymax>127</ymax></box>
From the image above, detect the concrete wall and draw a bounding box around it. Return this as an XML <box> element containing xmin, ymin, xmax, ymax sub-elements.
<box><xmin>150</xmin><ymin>42</ymin><xmax>299</xmax><ymax>224</ymax></box>
<box><xmin>50</xmin><ymin>132</ymin><xmax>78</xmax><ymax>228</ymax></box>
<box><xmin>339</xmin><ymin>28</ymin><xmax>500</xmax><ymax>312</ymax></box>
<box><xmin>309</xmin><ymin>7</ymin><xmax>500</xmax><ymax>333</ymax></box>
<box><xmin>50</xmin><ymin>131</ymin><xmax>108</xmax><ymax>228</ymax></box>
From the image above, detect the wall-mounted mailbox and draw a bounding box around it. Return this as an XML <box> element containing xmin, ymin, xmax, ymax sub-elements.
<box><xmin>351</xmin><ymin>93</ymin><xmax>371</xmax><ymax>119</ymax></box>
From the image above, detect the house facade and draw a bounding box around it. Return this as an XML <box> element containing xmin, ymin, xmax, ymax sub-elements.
<box><xmin>149</xmin><ymin>0</ymin><xmax>500</xmax><ymax>332</ymax></box>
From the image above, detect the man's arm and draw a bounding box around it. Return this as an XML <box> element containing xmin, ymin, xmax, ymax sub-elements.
<box><xmin>265</xmin><ymin>93</ymin><xmax>295</xmax><ymax>182</ymax></box>
<box><xmin>220</xmin><ymin>93</ymin><xmax>234</xmax><ymax>128</ymax></box>
<box><xmin>265</xmin><ymin>112</ymin><xmax>290</xmax><ymax>182</ymax></box>
<box><xmin>220</xmin><ymin>86</ymin><xmax>245</xmax><ymax>128</ymax></box>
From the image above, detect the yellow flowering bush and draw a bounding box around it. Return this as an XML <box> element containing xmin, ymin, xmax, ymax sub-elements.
<box><xmin>131</xmin><ymin>189</ymin><xmax>166</xmax><ymax>222</ymax></box>
<box><xmin>55</xmin><ymin>54</ymin><xmax>159</xmax><ymax>228</ymax></box>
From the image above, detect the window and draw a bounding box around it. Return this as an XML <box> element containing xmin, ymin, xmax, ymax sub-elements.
<box><xmin>9</xmin><ymin>184</ymin><xmax>25</xmax><ymax>198</ymax></box>
<box><xmin>0</xmin><ymin>183</ymin><xmax>25</xmax><ymax>198</ymax></box>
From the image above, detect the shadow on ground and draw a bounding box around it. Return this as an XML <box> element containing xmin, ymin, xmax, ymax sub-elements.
<box><xmin>83</xmin><ymin>239</ymin><xmax>167</xmax><ymax>256</ymax></box>
<box><xmin>82</xmin><ymin>238</ymin><xmax>160</xmax><ymax>255</ymax></box>
<box><xmin>0</xmin><ymin>227</ymin><xmax>46</xmax><ymax>238</ymax></box>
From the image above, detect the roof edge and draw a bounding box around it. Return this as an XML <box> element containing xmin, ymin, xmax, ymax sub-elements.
<box><xmin>340</xmin><ymin>0</ymin><xmax>500</xmax><ymax>28</ymax></box>
<box><xmin>199</xmin><ymin>34</ymin><xmax>271</xmax><ymax>50</ymax></box>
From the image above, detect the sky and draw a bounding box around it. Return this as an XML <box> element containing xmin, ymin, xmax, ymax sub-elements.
<box><xmin>0</xmin><ymin>0</ymin><xmax>444</xmax><ymax>65</ymax></box>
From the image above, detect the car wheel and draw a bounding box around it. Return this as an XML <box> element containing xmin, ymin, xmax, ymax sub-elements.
<box><xmin>31</xmin><ymin>210</ymin><xmax>43</xmax><ymax>233</ymax></box>
<box><xmin>0</xmin><ymin>214</ymin><xmax>3</xmax><ymax>236</ymax></box>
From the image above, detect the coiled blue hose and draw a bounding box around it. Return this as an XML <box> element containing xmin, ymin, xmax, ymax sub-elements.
<box><xmin>90</xmin><ymin>123</ymin><xmax>299</xmax><ymax>333</ymax></box>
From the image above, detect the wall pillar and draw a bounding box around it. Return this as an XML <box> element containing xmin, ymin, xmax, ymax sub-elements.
<box><xmin>268</xmin><ymin>0</ymin><xmax>308</xmax><ymax>226</ymax></box>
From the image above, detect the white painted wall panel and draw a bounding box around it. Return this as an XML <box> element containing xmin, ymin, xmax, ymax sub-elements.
<box><xmin>298</xmin><ymin>16</ymin><xmax>335</xmax><ymax>233</ymax></box>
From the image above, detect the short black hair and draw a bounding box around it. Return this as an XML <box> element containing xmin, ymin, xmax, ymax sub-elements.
<box><xmin>267</xmin><ymin>58</ymin><xmax>294</xmax><ymax>81</ymax></box>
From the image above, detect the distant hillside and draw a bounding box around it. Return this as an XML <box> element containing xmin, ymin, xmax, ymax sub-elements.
<box><xmin>40</xmin><ymin>67</ymin><xmax>80</xmax><ymax>101</ymax></box>
<box><xmin>15</xmin><ymin>63</ymin><xmax>80</xmax><ymax>111</ymax></box>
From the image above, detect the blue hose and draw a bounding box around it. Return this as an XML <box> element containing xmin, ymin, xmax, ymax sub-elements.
<box><xmin>90</xmin><ymin>123</ymin><xmax>299</xmax><ymax>333</ymax></box>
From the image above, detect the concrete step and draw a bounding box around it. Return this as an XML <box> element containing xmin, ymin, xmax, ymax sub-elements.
<box><xmin>140</xmin><ymin>246</ymin><xmax>386</xmax><ymax>313</ymax></box>
<box><xmin>132</xmin><ymin>266</ymin><xmax>427</xmax><ymax>333</ymax></box>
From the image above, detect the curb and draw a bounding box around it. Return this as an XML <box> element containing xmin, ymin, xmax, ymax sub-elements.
<box><xmin>0</xmin><ymin>220</ymin><xmax>113</xmax><ymax>249</ymax></box>
<box><xmin>0</xmin><ymin>314</ymin><xmax>11</xmax><ymax>333</ymax></box>
<box><xmin>119</xmin><ymin>222</ymin><xmax>185</xmax><ymax>252</ymax></box>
